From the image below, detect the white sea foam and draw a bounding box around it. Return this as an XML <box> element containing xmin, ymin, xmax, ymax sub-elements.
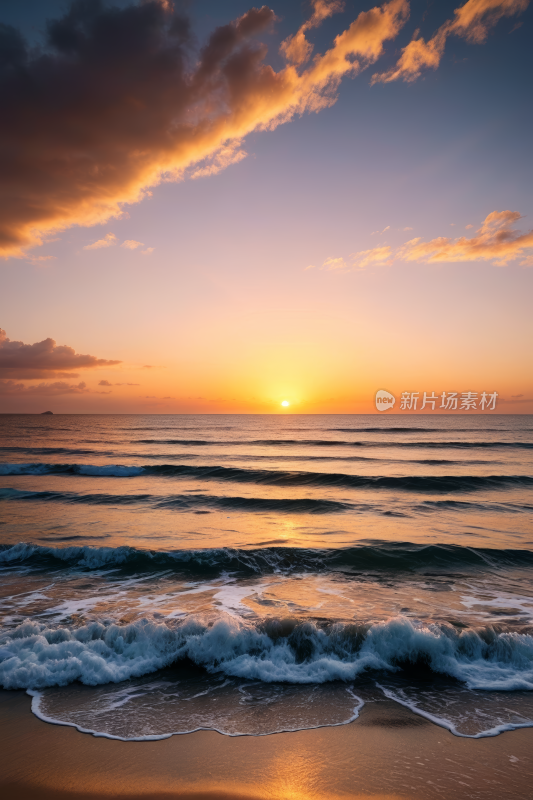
<box><xmin>29</xmin><ymin>689</ymin><xmax>175</xmax><ymax>741</ymax></box>
<box><xmin>376</xmin><ymin>682</ymin><xmax>533</xmax><ymax>738</ymax></box>
<box><xmin>30</xmin><ymin>681</ymin><xmax>364</xmax><ymax>741</ymax></box>
<box><xmin>1</xmin><ymin>615</ymin><xmax>532</xmax><ymax>692</ymax></box>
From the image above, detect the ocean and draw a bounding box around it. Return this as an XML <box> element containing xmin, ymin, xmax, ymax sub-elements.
<box><xmin>0</xmin><ymin>413</ymin><xmax>532</xmax><ymax>742</ymax></box>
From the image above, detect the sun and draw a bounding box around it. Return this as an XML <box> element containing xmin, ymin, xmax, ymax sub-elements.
<box><xmin>281</xmin><ymin>400</ymin><xmax>290</xmax><ymax>407</ymax></box>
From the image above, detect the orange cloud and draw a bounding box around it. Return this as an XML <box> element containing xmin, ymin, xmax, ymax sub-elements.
<box><xmin>189</xmin><ymin>140</ymin><xmax>248</xmax><ymax>179</ymax></box>
<box><xmin>0</xmin><ymin>0</ymin><xmax>409</xmax><ymax>257</ymax></box>
<box><xmin>83</xmin><ymin>233</ymin><xmax>117</xmax><ymax>250</ymax></box>
<box><xmin>452</xmin><ymin>0</ymin><xmax>529</xmax><ymax>42</ymax></box>
<box><xmin>321</xmin><ymin>245</ymin><xmax>392</xmax><ymax>271</ymax></box>
<box><xmin>280</xmin><ymin>0</ymin><xmax>345</xmax><ymax>65</ymax></box>
<box><xmin>25</xmin><ymin>255</ymin><xmax>56</xmax><ymax>263</ymax></box>
<box><xmin>399</xmin><ymin>210</ymin><xmax>533</xmax><ymax>266</ymax></box>
<box><xmin>351</xmin><ymin>245</ymin><xmax>393</xmax><ymax>268</ymax></box>
<box><xmin>318</xmin><ymin>211</ymin><xmax>533</xmax><ymax>272</ymax></box>
<box><xmin>121</xmin><ymin>240</ymin><xmax>143</xmax><ymax>250</ymax></box>
<box><xmin>0</xmin><ymin>379</ymin><xmax>89</xmax><ymax>396</ymax></box>
<box><xmin>99</xmin><ymin>380</ymin><xmax>141</xmax><ymax>386</ymax></box>
<box><xmin>322</xmin><ymin>256</ymin><xmax>349</xmax><ymax>270</ymax></box>
<box><xmin>372</xmin><ymin>0</ymin><xmax>528</xmax><ymax>83</ymax></box>
<box><xmin>0</xmin><ymin>328</ymin><xmax>120</xmax><ymax>379</ymax></box>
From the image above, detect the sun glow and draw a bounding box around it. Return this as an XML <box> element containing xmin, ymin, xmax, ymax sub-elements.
<box><xmin>281</xmin><ymin>400</ymin><xmax>290</xmax><ymax>407</ymax></box>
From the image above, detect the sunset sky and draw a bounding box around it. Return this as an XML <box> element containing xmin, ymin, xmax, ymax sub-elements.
<box><xmin>1</xmin><ymin>0</ymin><xmax>532</xmax><ymax>413</ymax></box>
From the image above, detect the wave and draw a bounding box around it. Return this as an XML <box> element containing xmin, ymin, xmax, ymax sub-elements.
<box><xmin>0</xmin><ymin>487</ymin><xmax>351</xmax><ymax>514</ymax></box>
<box><xmin>127</xmin><ymin>426</ymin><xmax>518</xmax><ymax>434</ymax></box>
<box><xmin>135</xmin><ymin>438</ymin><xmax>533</xmax><ymax>449</ymax></box>
<box><xmin>1</xmin><ymin>614</ymin><xmax>532</xmax><ymax>692</ymax></box>
<box><xmin>119</xmin><ymin>426</ymin><xmax>238</xmax><ymax>432</ymax></box>
<box><xmin>415</xmin><ymin>499</ymin><xmax>533</xmax><ymax>513</ymax></box>
<box><xmin>0</xmin><ymin>463</ymin><xmax>144</xmax><ymax>477</ymax></box>
<box><xmin>1</xmin><ymin>463</ymin><xmax>531</xmax><ymax>493</ymax></box>
<box><xmin>2</xmin><ymin>541</ymin><xmax>532</xmax><ymax>574</ymax></box>
<box><xmin>328</xmin><ymin>427</ymin><xmax>516</xmax><ymax>433</ymax></box>
<box><xmin>0</xmin><ymin>451</ymin><xmax>496</xmax><ymax>466</ymax></box>
<box><xmin>0</xmin><ymin>446</ymin><xmax>112</xmax><ymax>456</ymax></box>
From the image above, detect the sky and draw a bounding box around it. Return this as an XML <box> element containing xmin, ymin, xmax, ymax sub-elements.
<box><xmin>0</xmin><ymin>0</ymin><xmax>532</xmax><ymax>414</ymax></box>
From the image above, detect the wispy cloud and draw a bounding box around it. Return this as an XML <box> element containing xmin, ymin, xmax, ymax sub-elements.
<box><xmin>321</xmin><ymin>246</ymin><xmax>393</xmax><ymax>271</ymax></box>
<box><xmin>100</xmin><ymin>380</ymin><xmax>141</xmax><ymax>386</ymax></box>
<box><xmin>121</xmin><ymin>240</ymin><xmax>144</xmax><ymax>250</ymax></box>
<box><xmin>0</xmin><ymin>379</ymin><xmax>89</xmax><ymax>396</ymax></box>
<box><xmin>399</xmin><ymin>210</ymin><xmax>533</xmax><ymax>266</ymax></box>
<box><xmin>372</xmin><ymin>0</ymin><xmax>528</xmax><ymax>84</ymax></box>
<box><xmin>280</xmin><ymin>0</ymin><xmax>345</xmax><ymax>65</ymax></box>
<box><xmin>322</xmin><ymin>256</ymin><xmax>349</xmax><ymax>270</ymax></box>
<box><xmin>25</xmin><ymin>255</ymin><xmax>56</xmax><ymax>263</ymax></box>
<box><xmin>351</xmin><ymin>245</ymin><xmax>393</xmax><ymax>268</ymax></box>
<box><xmin>190</xmin><ymin>140</ymin><xmax>248</xmax><ymax>179</ymax></box>
<box><xmin>83</xmin><ymin>233</ymin><xmax>117</xmax><ymax>250</ymax></box>
<box><xmin>316</xmin><ymin>210</ymin><xmax>533</xmax><ymax>273</ymax></box>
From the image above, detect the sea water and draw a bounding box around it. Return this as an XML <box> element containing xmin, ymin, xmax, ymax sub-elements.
<box><xmin>0</xmin><ymin>414</ymin><xmax>532</xmax><ymax>740</ymax></box>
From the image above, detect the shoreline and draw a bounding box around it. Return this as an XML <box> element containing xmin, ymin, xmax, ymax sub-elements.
<box><xmin>2</xmin><ymin>689</ymin><xmax>532</xmax><ymax>799</ymax></box>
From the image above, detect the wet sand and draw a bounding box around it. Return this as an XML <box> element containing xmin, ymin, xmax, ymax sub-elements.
<box><xmin>1</xmin><ymin>689</ymin><xmax>532</xmax><ymax>799</ymax></box>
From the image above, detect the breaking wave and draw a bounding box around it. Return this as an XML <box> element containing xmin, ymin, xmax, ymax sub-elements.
<box><xmin>2</xmin><ymin>541</ymin><xmax>533</xmax><ymax>574</ymax></box>
<box><xmin>1</xmin><ymin>614</ymin><xmax>532</xmax><ymax>692</ymax></box>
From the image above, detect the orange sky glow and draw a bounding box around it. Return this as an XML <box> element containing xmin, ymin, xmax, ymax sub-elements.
<box><xmin>1</xmin><ymin>0</ymin><xmax>532</xmax><ymax>414</ymax></box>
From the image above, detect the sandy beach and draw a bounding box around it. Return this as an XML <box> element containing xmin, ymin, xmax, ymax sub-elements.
<box><xmin>1</xmin><ymin>689</ymin><xmax>532</xmax><ymax>800</ymax></box>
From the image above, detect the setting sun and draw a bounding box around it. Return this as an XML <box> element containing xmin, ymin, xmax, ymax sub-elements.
<box><xmin>281</xmin><ymin>400</ymin><xmax>290</xmax><ymax>407</ymax></box>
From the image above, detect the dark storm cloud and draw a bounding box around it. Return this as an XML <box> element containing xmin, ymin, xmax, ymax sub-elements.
<box><xmin>0</xmin><ymin>0</ymin><xmax>411</xmax><ymax>256</ymax></box>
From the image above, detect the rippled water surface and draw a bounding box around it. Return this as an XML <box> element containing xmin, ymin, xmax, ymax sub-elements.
<box><xmin>0</xmin><ymin>414</ymin><xmax>532</xmax><ymax>740</ymax></box>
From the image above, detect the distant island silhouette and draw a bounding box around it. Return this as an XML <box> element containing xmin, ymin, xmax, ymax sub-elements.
<box><xmin>41</xmin><ymin>411</ymin><xmax>54</xmax><ymax>415</ymax></box>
